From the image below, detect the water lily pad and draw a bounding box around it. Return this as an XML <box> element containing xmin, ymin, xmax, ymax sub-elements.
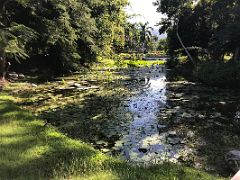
<box><xmin>101</xmin><ymin>148</ymin><xmax>110</xmax><ymax>153</ymax></box>
<box><xmin>168</xmin><ymin>131</ymin><xmax>177</xmax><ymax>137</ymax></box>
<box><xmin>138</xmin><ymin>148</ymin><xmax>148</xmax><ymax>153</ymax></box>
<box><xmin>168</xmin><ymin>137</ymin><xmax>181</xmax><ymax>145</ymax></box>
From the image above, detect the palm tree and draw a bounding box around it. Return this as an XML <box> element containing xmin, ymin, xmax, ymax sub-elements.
<box><xmin>139</xmin><ymin>22</ymin><xmax>153</xmax><ymax>53</ymax></box>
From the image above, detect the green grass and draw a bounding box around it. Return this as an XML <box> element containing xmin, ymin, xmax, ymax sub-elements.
<box><xmin>0</xmin><ymin>93</ymin><xmax>224</xmax><ymax>179</ymax></box>
<box><xmin>124</xmin><ymin>60</ymin><xmax>165</xmax><ymax>67</ymax></box>
<box><xmin>178</xmin><ymin>56</ymin><xmax>188</xmax><ymax>64</ymax></box>
<box><xmin>96</xmin><ymin>58</ymin><xmax>165</xmax><ymax>69</ymax></box>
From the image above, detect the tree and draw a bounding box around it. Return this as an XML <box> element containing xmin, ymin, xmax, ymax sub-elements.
<box><xmin>210</xmin><ymin>0</ymin><xmax>240</xmax><ymax>61</ymax></box>
<box><xmin>154</xmin><ymin>0</ymin><xmax>198</xmax><ymax>65</ymax></box>
<box><xmin>0</xmin><ymin>0</ymin><xmax>38</xmax><ymax>81</ymax></box>
<box><xmin>0</xmin><ymin>0</ymin><xmax>129</xmax><ymax>74</ymax></box>
<box><xmin>155</xmin><ymin>0</ymin><xmax>240</xmax><ymax>63</ymax></box>
<box><xmin>139</xmin><ymin>22</ymin><xmax>153</xmax><ymax>53</ymax></box>
<box><xmin>0</xmin><ymin>0</ymin><xmax>128</xmax><ymax>73</ymax></box>
<box><xmin>124</xmin><ymin>22</ymin><xmax>141</xmax><ymax>52</ymax></box>
<box><xmin>88</xmin><ymin>0</ymin><xmax>128</xmax><ymax>55</ymax></box>
<box><xmin>157</xmin><ymin>38</ymin><xmax>167</xmax><ymax>52</ymax></box>
<box><xmin>147</xmin><ymin>35</ymin><xmax>159</xmax><ymax>52</ymax></box>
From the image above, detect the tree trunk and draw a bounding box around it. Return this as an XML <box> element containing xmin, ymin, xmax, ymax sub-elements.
<box><xmin>0</xmin><ymin>40</ymin><xmax>8</xmax><ymax>81</ymax></box>
<box><xmin>0</xmin><ymin>0</ymin><xmax>12</xmax><ymax>82</ymax></box>
<box><xmin>176</xmin><ymin>20</ymin><xmax>195</xmax><ymax>66</ymax></box>
<box><xmin>0</xmin><ymin>57</ymin><xmax>6</xmax><ymax>81</ymax></box>
<box><xmin>234</xmin><ymin>47</ymin><xmax>240</xmax><ymax>61</ymax></box>
<box><xmin>142</xmin><ymin>41</ymin><xmax>146</xmax><ymax>54</ymax></box>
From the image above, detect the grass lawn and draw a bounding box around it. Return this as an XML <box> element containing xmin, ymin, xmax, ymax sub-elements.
<box><xmin>96</xmin><ymin>58</ymin><xmax>165</xmax><ymax>69</ymax></box>
<box><xmin>124</xmin><ymin>60</ymin><xmax>166</xmax><ymax>67</ymax></box>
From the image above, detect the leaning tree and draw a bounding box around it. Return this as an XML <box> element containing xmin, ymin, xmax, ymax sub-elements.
<box><xmin>154</xmin><ymin>0</ymin><xmax>196</xmax><ymax>65</ymax></box>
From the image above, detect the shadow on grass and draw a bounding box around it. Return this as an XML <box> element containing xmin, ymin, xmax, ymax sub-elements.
<box><xmin>0</xmin><ymin>97</ymin><xmax>97</xmax><ymax>179</ymax></box>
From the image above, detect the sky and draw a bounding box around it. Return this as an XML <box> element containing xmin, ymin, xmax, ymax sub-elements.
<box><xmin>125</xmin><ymin>0</ymin><xmax>167</xmax><ymax>38</ymax></box>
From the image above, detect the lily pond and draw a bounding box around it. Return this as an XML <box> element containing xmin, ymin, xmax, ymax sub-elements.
<box><xmin>6</xmin><ymin>65</ymin><xmax>240</xmax><ymax>177</ymax></box>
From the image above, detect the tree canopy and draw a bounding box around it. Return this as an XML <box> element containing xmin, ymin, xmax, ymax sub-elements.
<box><xmin>0</xmin><ymin>0</ymin><xmax>129</xmax><ymax>76</ymax></box>
<box><xmin>154</xmin><ymin>0</ymin><xmax>240</xmax><ymax>62</ymax></box>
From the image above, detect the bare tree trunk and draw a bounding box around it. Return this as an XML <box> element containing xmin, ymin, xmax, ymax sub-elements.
<box><xmin>0</xmin><ymin>0</ymin><xmax>12</xmax><ymax>82</ymax></box>
<box><xmin>0</xmin><ymin>28</ymin><xmax>7</xmax><ymax>81</ymax></box>
<box><xmin>0</xmin><ymin>56</ymin><xmax>6</xmax><ymax>81</ymax></box>
<box><xmin>176</xmin><ymin>20</ymin><xmax>195</xmax><ymax>66</ymax></box>
<box><xmin>234</xmin><ymin>47</ymin><xmax>240</xmax><ymax>61</ymax></box>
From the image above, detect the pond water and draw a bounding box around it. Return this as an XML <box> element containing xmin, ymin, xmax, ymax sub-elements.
<box><xmin>37</xmin><ymin>65</ymin><xmax>240</xmax><ymax>175</ymax></box>
<box><xmin>118</xmin><ymin>68</ymin><xmax>168</xmax><ymax>163</ymax></box>
<box><xmin>98</xmin><ymin>66</ymin><xmax>240</xmax><ymax>175</ymax></box>
<box><xmin>110</xmin><ymin>67</ymin><xmax>190</xmax><ymax>164</ymax></box>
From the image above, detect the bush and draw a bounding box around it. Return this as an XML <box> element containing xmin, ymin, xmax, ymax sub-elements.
<box><xmin>194</xmin><ymin>61</ymin><xmax>240</xmax><ymax>87</ymax></box>
<box><xmin>112</xmin><ymin>54</ymin><xmax>124</xmax><ymax>67</ymax></box>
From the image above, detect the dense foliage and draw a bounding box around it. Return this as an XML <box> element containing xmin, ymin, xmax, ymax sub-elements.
<box><xmin>0</xmin><ymin>0</ymin><xmax>128</xmax><ymax>76</ymax></box>
<box><xmin>155</xmin><ymin>0</ymin><xmax>240</xmax><ymax>62</ymax></box>
<box><xmin>124</xmin><ymin>22</ymin><xmax>158</xmax><ymax>53</ymax></box>
<box><xmin>154</xmin><ymin>0</ymin><xmax>240</xmax><ymax>86</ymax></box>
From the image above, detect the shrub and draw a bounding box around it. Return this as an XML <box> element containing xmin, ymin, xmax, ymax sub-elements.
<box><xmin>194</xmin><ymin>61</ymin><xmax>240</xmax><ymax>87</ymax></box>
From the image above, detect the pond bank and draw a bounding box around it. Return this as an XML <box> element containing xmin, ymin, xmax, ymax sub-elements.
<box><xmin>1</xmin><ymin>94</ymin><xmax>222</xmax><ymax>179</ymax></box>
<box><xmin>2</xmin><ymin>59</ymin><xmax>238</xmax><ymax>178</ymax></box>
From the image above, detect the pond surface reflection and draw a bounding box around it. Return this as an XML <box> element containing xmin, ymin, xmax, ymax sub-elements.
<box><xmin>113</xmin><ymin>67</ymin><xmax>186</xmax><ymax>164</ymax></box>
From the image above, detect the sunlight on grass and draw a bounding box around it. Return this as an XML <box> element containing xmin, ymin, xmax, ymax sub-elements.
<box><xmin>124</xmin><ymin>60</ymin><xmax>165</xmax><ymax>67</ymax></box>
<box><xmin>96</xmin><ymin>58</ymin><xmax>165</xmax><ymax>69</ymax></box>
